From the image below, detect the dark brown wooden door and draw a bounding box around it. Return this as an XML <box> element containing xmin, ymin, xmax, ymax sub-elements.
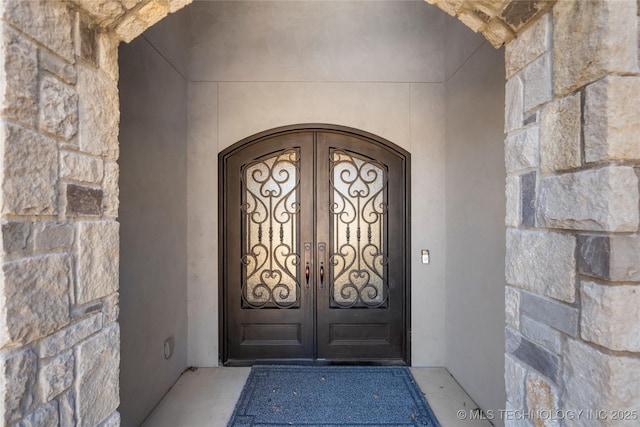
<box><xmin>220</xmin><ymin>126</ymin><xmax>410</xmax><ymax>365</ymax></box>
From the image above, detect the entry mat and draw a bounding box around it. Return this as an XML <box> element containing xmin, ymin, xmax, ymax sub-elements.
<box><xmin>227</xmin><ymin>365</ymin><xmax>440</xmax><ymax>426</ymax></box>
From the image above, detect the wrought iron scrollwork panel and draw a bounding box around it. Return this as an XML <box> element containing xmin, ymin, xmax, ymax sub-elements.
<box><xmin>241</xmin><ymin>149</ymin><xmax>300</xmax><ymax>309</ymax></box>
<box><xmin>329</xmin><ymin>150</ymin><xmax>389</xmax><ymax>308</ymax></box>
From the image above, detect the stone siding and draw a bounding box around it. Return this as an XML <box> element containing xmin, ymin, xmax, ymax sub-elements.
<box><xmin>504</xmin><ymin>1</ymin><xmax>640</xmax><ymax>426</ymax></box>
<box><xmin>0</xmin><ymin>1</ymin><xmax>127</xmax><ymax>424</ymax></box>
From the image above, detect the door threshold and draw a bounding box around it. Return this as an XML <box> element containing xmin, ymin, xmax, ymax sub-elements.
<box><xmin>223</xmin><ymin>358</ymin><xmax>408</xmax><ymax>367</ymax></box>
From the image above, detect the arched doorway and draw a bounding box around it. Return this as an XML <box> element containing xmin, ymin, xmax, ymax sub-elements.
<box><xmin>5</xmin><ymin>1</ymin><xmax>639</xmax><ymax>426</ymax></box>
<box><xmin>220</xmin><ymin>125</ymin><xmax>411</xmax><ymax>365</ymax></box>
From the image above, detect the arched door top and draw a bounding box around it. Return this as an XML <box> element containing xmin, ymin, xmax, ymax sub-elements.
<box><xmin>220</xmin><ymin>123</ymin><xmax>410</xmax><ymax>161</ymax></box>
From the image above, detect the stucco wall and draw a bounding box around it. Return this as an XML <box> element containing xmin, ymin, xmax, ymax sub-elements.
<box><xmin>118</xmin><ymin>8</ymin><xmax>190</xmax><ymax>426</ymax></box>
<box><xmin>117</xmin><ymin>0</ymin><xmax>508</xmax><ymax>421</ymax></box>
<box><xmin>187</xmin><ymin>0</ymin><xmax>449</xmax><ymax>368</ymax></box>
<box><xmin>444</xmin><ymin>16</ymin><xmax>507</xmax><ymax>425</ymax></box>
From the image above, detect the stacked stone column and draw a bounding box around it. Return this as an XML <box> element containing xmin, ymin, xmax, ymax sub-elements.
<box><xmin>0</xmin><ymin>0</ymin><xmax>191</xmax><ymax>425</ymax></box>
<box><xmin>0</xmin><ymin>1</ymin><xmax>121</xmax><ymax>425</ymax></box>
<box><xmin>504</xmin><ymin>1</ymin><xmax>640</xmax><ymax>425</ymax></box>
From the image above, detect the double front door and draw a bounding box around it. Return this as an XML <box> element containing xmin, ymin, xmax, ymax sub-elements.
<box><xmin>220</xmin><ymin>127</ymin><xmax>409</xmax><ymax>364</ymax></box>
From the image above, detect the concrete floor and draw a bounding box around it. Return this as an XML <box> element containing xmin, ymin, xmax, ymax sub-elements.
<box><xmin>141</xmin><ymin>367</ymin><xmax>492</xmax><ymax>427</ymax></box>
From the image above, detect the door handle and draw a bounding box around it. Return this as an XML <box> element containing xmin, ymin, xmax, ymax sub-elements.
<box><xmin>305</xmin><ymin>263</ymin><xmax>310</xmax><ymax>287</ymax></box>
<box><xmin>304</xmin><ymin>242</ymin><xmax>311</xmax><ymax>289</ymax></box>
<box><xmin>318</xmin><ymin>242</ymin><xmax>327</xmax><ymax>291</ymax></box>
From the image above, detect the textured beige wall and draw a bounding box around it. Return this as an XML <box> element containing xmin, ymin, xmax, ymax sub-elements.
<box><xmin>444</xmin><ymin>36</ymin><xmax>507</xmax><ymax>425</ymax></box>
<box><xmin>186</xmin><ymin>0</ymin><xmax>505</xmax><ymax>374</ymax></box>
<box><xmin>187</xmin><ymin>0</ymin><xmax>452</xmax><ymax>367</ymax></box>
<box><xmin>118</xmin><ymin>8</ymin><xmax>190</xmax><ymax>426</ymax></box>
<box><xmin>189</xmin><ymin>0</ymin><xmax>445</xmax><ymax>83</ymax></box>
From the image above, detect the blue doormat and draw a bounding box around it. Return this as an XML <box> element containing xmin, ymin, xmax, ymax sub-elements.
<box><xmin>227</xmin><ymin>365</ymin><xmax>440</xmax><ymax>426</ymax></box>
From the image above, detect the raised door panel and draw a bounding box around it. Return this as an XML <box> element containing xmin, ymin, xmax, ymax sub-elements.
<box><xmin>223</xmin><ymin>132</ymin><xmax>315</xmax><ymax>362</ymax></box>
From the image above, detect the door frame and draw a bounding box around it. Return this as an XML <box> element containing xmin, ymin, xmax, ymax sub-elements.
<box><xmin>218</xmin><ymin>124</ymin><xmax>411</xmax><ymax>365</ymax></box>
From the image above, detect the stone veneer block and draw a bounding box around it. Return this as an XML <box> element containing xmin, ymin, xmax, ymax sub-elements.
<box><xmin>506</xmin><ymin>229</ymin><xmax>576</xmax><ymax>303</ymax></box>
<box><xmin>102</xmin><ymin>161</ymin><xmax>119</xmax><ymax>218</ymax></box>
<box><xmin>484</xmin><ymin>18</ymin><xmax>515</xmax><ymax>49</ymax></box>
<box><xmin>505</xmin><ymin>13</ymin><xmax>550</xmax><ymax>78</ymax></box>
<box><xmin>2</xmin><ymin>0</ymin><xmax>74</xmax><ymax>63</ymax></box>
<box><xmin>585</xmin><ymin>76</ymin><xmax>640</xmax><ymax>162</ymax></box>
<box><xmin>99</xmin><ymin>35</ymin><xmax>119</xmax><ymax>83</ymax></box>
<box><xmin>76</xmin><ymin>222</ymin><xmax>119</xmax><ymax>304</ymax></box>
<box><xmin>58</xmin><ymin>391</ymin><xmax>75</xmax><ymax>427</ymax></box>
<box><xmin>169</xmin><ymin>0</ymin><xmax>193</xmax><ymax>13</ymax></box>
<box><xmin>522</xmin><ymin>53</ymin><xmax>552</xmax><ymax>112</ymax></box>
<box><xmin>526</xmin><ymin>375</ymin><xmax>559</xmax><ymax>424</ymax></box>
<box><xmin>68</xmin><ymin>0</ymin><xmax>125</xmax><ymax>26</ymax></box>
<box><xmin>577</xmin><ymin>235</ymin><xmax>610</xmax><ymax>280</ymax></box>
<box><xmin>2</xmin><ymin>221</ymin><xmax>29</xmax><ymax>255</ymax></box>
<box><xmin>77</xmin><ymin>65</ymin><xmax>119</xmax><ymax>159</ymax></box>
<box><xmin>66</xmin><ymin>184</ymin><xmax>103</xmax><ymax>217</ymax></box>
<box><xmin>505</xmin><ymin>75</ymin><xmax>524</xmax><ymax>132</ymax></box>
<box><xmin>76</xmin><ymin>324</ymin><xmax>120</xmax><ymax>426</ymax></box>
<box><xmin>1</xmin><ymin>255</ymin><xmax>71</xmax><ymax>346</ymax></box>
<box><xmin>122</xmin><ymin>0</ymin><xmax>146</xmax><ymax>10</ymax></box>
<box><xmin>138</xmin><ymin>0</ymin><xmax>171</xmax><ymax>27</ymax></box>
<box><xmin>39</xmin><ymin>50</ymin><xmax>76</xmax><ymax>85</ymax></box>
<box><xmin>99</xmin><ymin>411</ymin><xmax>121</xmax><ymax>427</ymax></box>
<box><xmin>505</xmin><ymin>125</ymin><xmax>539</xmax><ymax>173</ymax></box>
<box><xmin>37</xmin><ymin>313</ymin><xmax>103</xmax><ymax>358</ymax></box>
<box><xmin>578</xmin><ymin>234</ymin><xmax>640</xmax><ymax>282</ymax></box>
<box><xmin>505</xmin><ymin>286</ymin><xmax>520</xmax><ymax>330</ymax></box>
<box><xmin>0</xmin><ymin>349</ymin><xmax>37</xmax><ymax>423</ymax></box>
<box><xmin>102</xmin><ymin>292</ymin><xmax>120</xmax><ymax>325</ymax></box>
<box><xmin>520</xmin><ymin>291</ymin><xmax>579</xmax><ymax>337</ymax></box>
<box><xmin>563</xmin><ymin>339</ymin><xmax>640</xmax><ymax>419</ymax></box>
<box><xmin>506</xmin><ymin>328</ymin><xmax>559</xmax><ymax>383</ymax></box>
<box><xmin>520</xmin><ymin>171</ymin><xmax>536</xmax><ymax>227</ymax></box>
<box><xmin>521</xmin><ymin>315</ymin><xmax>561</xmax><ymax>354</ymax></box>
<box><xmin>505</xmin><ymin>175</ymin><xmax>520</xmax><ymax>227</ymax></box>
<box><xmin>581</xmin><ymin>281</ymin><xmax>640</xmax><ymax>352</ymax></box>
<box><xmin>457</xmin><ymin>11</ymin><xmax>486</xmax><ymax>33</ymax></box>
<box><xmin>504</xmin><ymin>400</ymin><xmax>533</xmax><ymax>426</ymax></box>
<box><xmin>505</xmin><ymin>354</ymin><xmax>526</xmax><ymax>407</ymax></box>
<box><xmin>70</xmin><ymin>302</ymin><xmax>102</xmax><ymax>320</ymax></box>
<box><xmin>114</xmin><ymin>13</ymin><xmax>149</xmax><ymax>43</ymax></box>
<box><xmin>540</xmin><ymin>93</ymin><xmax>582</xmax><ymax>172</ymax></box>
<box><xmin>77</xmin><ymin>17</ymin><xmax>99</xmax><ymax>66</ymax></box>
<box><xmin>553</xmin><ymin>0</ymin><xmax>639</xmax><ymax>97</ymax></box>
<box><xmin>17</xmin><ymin>401</ymin><xmax>59</xmax><ymax>426</ymax></box>
<box><xmin>38</xmin><ymin>75</ymin><xmax>78</xmax><ymax>141</ymax></box>
<box><xmin>38</xmin><ymin>350</ymin><xmax>74</xmax><ymax>402</ymax></box>
<box><xmin>501</xmin><ymin>0</ymin><xmax>548</xmax><ymax>32</ymax></box>
<box><xmin>0</xmin><ymin>122</ymin><xmax>58</xmax><ymax>215</ymax></box>
<box><xmin>537</xmin><ymin>167</ymin><xmax>639</xmax><ymax>232</ymax></box>
<box><xmin>34</xmin><ymin>222</ymin><xmax>74</xmax><ymax>252</ymax></box>
<box><xmin>0</xmin><ymin>25</ymin><xmax>37</xmax><ymax>127</ymax></box>
<box><xmin>61</xmin><ymin>151</ymin><xmax>104</xmax><ymax>184</ymax></box>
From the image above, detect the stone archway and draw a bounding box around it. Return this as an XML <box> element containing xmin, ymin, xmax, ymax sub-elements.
<box><xmin>0</xmin><ymin>0</ymin><xmax>638</xmax><ymax>425</ymax></box>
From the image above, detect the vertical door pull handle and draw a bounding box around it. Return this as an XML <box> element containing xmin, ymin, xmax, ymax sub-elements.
<box><xmin>304</xmin><ymin>242</ymin><xmax>312</xmax><ymax>289</ymax></box>
<box><xmin>318</xmin><ymin>242</ymin><xmax>327</xmax><ymax>291</ymax></box>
